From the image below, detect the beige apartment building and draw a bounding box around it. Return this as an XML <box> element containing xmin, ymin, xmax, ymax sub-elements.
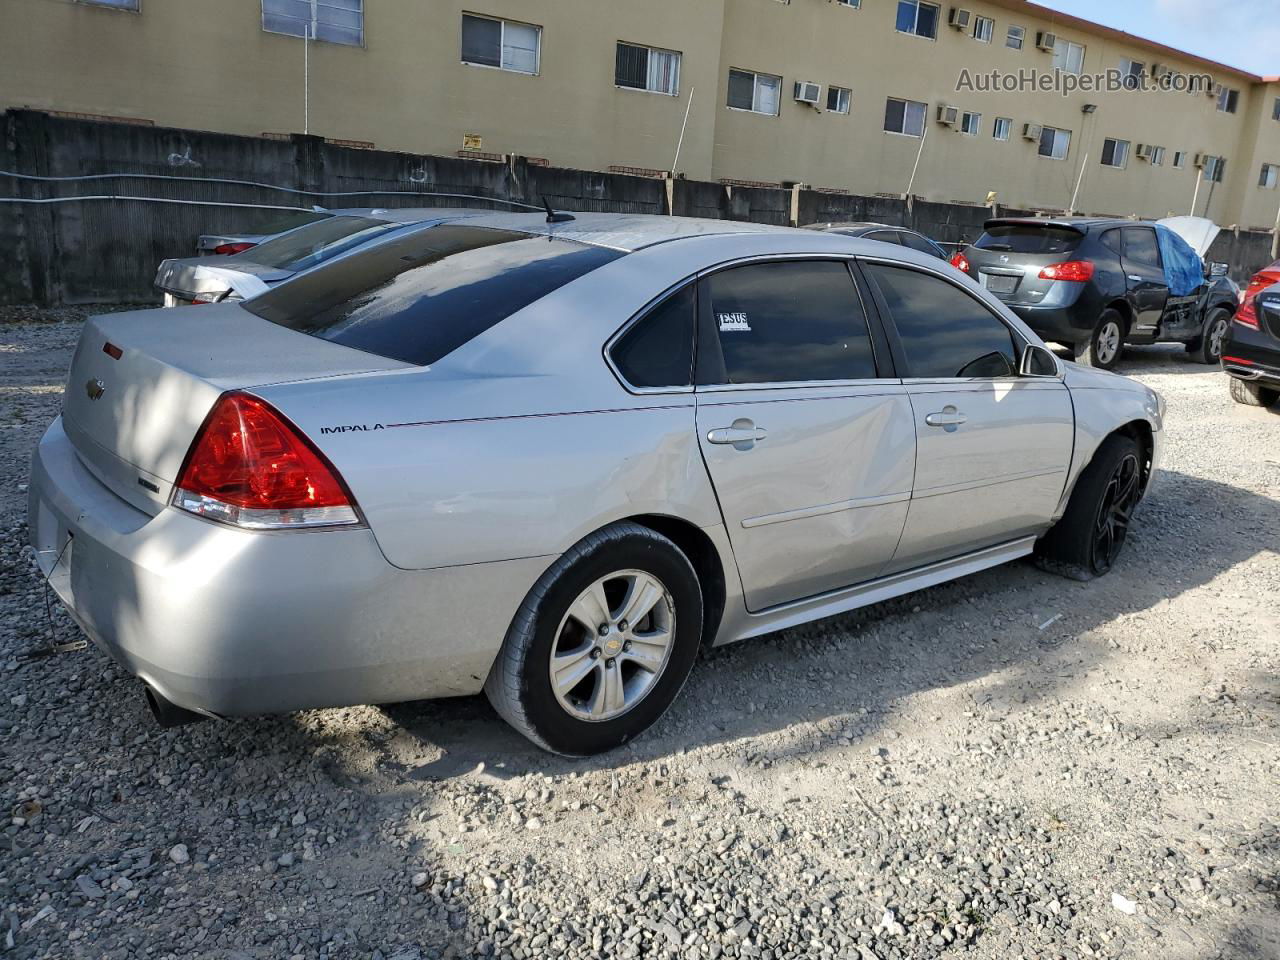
<box><xmin>6</xmin><ymin>0</ymin><xmax>1280</xmax><ymax>228</ymax></box>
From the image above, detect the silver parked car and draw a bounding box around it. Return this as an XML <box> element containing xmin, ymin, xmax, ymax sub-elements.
<box><xmin>155</xmin><ymin>208</ymin><xmax>479</xmax><ymax>306</ymax></box>
<box><xmin>30</xmin><ymin>213</ymin><xmax>1164</xmax><ymax>755</ymax></box>
<box><xmin>195</xmin><ymin>208</ymin><xmax>333</xmax><ymax>256</ymax></box>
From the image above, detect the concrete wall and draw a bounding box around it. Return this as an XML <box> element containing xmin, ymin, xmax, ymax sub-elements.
<box><xmin>1</xmin><ymin>110</ymin><xmax>1273</xmax><ymax>306</ymax></box>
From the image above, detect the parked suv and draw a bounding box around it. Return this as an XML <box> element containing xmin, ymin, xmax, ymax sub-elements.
<box><xmin>1222</xmin><ymin>279</ymin><xmax>1280</xmax><ymax>407</ymax></box>
<box><xmin>950</xmin><ymin>217</ymin><xmax>1238</xmax><ymax>369</ymax></box>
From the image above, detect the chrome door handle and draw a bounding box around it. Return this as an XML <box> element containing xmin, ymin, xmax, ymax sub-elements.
<box><xmin>707</xmin><ymin>420</ymin><xmax>768</xmax><ymax>447</ymax></box>
<box><xmin>925</xmin><ymin>409</ymin><xmax>967</xmax><ymax>428</ymax></box>
<box><xmin>1127</xmin><ymin>275</ymin><xmax>1143</xmax><ymax>282</ymax></box>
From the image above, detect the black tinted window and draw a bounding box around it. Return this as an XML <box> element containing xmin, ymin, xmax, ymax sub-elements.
<box><xmin>974</xmin><ymin>225</ymin><xmax>1082</xmax><ymax>255</ymax></box>
<box><xmin>900</xmin><ymin>231</ymin><xmax>947</xmax><ymax>259</ymax></box>
<box><xmin>702</xmin><ymin>261</ymin><xmax>877</xmax><ymax>384</ymax></box>
<box><xmin>1100</xmin><ymin>229</ymin><xmax>1123</xmax><ymax>256</ymax></box>
<box><xmin>864</xmin><ymin>230</ymin><xmax>903</xmax><ymax>245</ymax></box>
<box><xmin>1123</xmin><ymin>227</ymin><xmax>1161</xmax><ymax>267</ymax></box>
<box><xmin>611</xmin><ymin>285</ymin><xmax>695</xmax><ymax>388</ymax></box>
<box><xmin>864</xmin><ymin>264</ymin><xmax>1018</xmax><ymax>378</ymax></box>
<box><xmin>246</xmin><ymin>225</ymin><xmax>624</xmax><ymax>366</ymax></box>
<box><xmin>239</xmin><ymin>216</ymin><xmax>396</xmax><ymax>271</ymax></box>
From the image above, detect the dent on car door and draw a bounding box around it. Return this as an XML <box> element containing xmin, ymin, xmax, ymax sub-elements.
<box><xmin>860</xmin><ymin>262</ymin><xmax>1074</xmax><ymax>573</ymax></box>
<box><xmin>1121</xmin><ymin>227</ymin><xmax>1169</xmax><ymax>337</ymax></box>
<box><xmin>693</xmin><ymin>259</ymin><xmax>915</xmax><ymax>612</ymax></box>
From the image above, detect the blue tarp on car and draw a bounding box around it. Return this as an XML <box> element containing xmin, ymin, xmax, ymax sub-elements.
<box><xmin>1154</xmin><ymin>224</ymin><xmax>1206</xmax><ymax>297</ymax></box>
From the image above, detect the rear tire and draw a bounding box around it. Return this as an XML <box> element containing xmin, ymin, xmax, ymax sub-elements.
<box><xmin>484</xmin><ymin>522</ymin><xmax>703</xmax><ymax>756</ymax></box>
<box><xmin>1228</xmin><ymin>376</ymin><xmax>1279</xmax><ymax>407</ymax></box>
<box><xmin>1035</xmin><ymin>433</ymin><xmax>1143</xmax><ymax>581</ymax></box>
<box><xmin>1073</xmin><ymin>309</ymin><xmax>1126</xmax><ymax>370</ymax></box>
<box><xmin>1187</xmin><ymin>308</ymin><xmax>1231</xmax><ymax>365</ymax></box>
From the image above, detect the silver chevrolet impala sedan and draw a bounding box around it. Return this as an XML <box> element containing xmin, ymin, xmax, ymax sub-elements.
<box><xmin>29</xmin><ymin>213</ymin><xmax>1164</xmax><ymax>755</ymax></box>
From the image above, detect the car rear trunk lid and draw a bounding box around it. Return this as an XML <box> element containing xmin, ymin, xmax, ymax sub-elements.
<box><xmin>61</xmin><ymin>304</ymin><xmax>410</xmax><ymax>515</ymax></box>
<box><xmin>966</xmin><ymin>222</ymin><xmax>1086</xmax><ymax>304</ymax></box>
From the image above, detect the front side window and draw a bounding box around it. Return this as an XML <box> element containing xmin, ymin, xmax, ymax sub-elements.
<box><xmin>1006</xmin><ymin>24</ymin><xmax>1025</xmax><ymax>49</ymax></box>
<box><xmin>700</xmin><ymin>261</ymin><xmax>878</xmax><ymax>385</ymax></box>
<box><xmin>972</xmin><ymin>16</ymin><xmax>994</xmax><ymax>43</ymax></box>
<box><xmin>1101</xmin><ymin>138</ymin><xmax>1130</xmax><ymax>168</ymax></box>
<box><xmin>263</xmin><ymin>0</ymin><xmax>363</xmax><ymax>45</ymax></box>
<box><xmin>895</xmin><ymin>0</ymin><xmax>939</xmax><ymax>39</ymax></box>
<box><xmin>1216</xmin><ymin>87</ymin><xmax>1239</xmax><ymax>114</ymax></box>
<box><xmin>611</xmin><ymin>285</ymin><xmax>695</xmax><ymax>388</ymax></box>
<box><xmin>1261</xmin><ymin>164</ymin><xmax>1279</xmax><ymax>189</ymax></box>
<box><xmin>615</xmin><ymin>42</ymin><xmax>681</xmax><ymax>96</ymax></box>
<box><xmin>727</xmin><ymin>69</ymin><xmax>782</xmax><ymax>115</ymax></box>
<box><xmin>1038</xmin><ymin>125</ymin><xmax>1072</xmax><ymax>160</ymax></box>
<box><xmin>884</xmin><ymin>97</ymin><xmax>927</xmax><ymax>137</ymax></box>
<box><xmin>461</xmin><ymin>13</ymin><xmax>541</xmax><ymax>74</ymax></box>
<box><xmin>960</xmin><ymin>111</ymin><xmax>982</xmax><ymax>136</ymax></box>
<box><xmin>246</xmin><ymin>225</ymin><xmax>623</xmax><ymax>366</ymax></box>
<box><xmin>1052</xmin><ymin>38</ymin><xmax>1085</xmax><ymax>75</ymax></box>
<box><xmin>863</xmin><ymin>264</ymin><xmax>1018</xmax><ymax>379</ymax></box>
<box><xmin>1122</xmin><ymin>227</ymin><xmax>1161</xmax><ymax>268</ymax></box>
<box><xmin>827</xmin><ymin>86</ymin><xmax>851</xmax><ymax>114</ymax></box>
<box><xmin>993</xmin><ymin>116</ymin><xmax>1012</xmax><ymax>140</ymax></box>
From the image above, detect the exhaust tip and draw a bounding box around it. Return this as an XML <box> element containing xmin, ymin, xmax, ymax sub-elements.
<box><xmin>143</xmin><ymin>684</ymin><xmax>207</xmax><ymax>728</ymax></box>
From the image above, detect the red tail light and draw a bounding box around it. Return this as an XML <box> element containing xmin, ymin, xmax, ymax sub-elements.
<box><xmin>949</xmin><ymin>251</ymin><xmax>971</xmax><ymax>273</ymax></box>
<box><xmin>1039</xmin><ymin>260</ymin><xmax>1095</xmax><ymax>283</ymax></box>
<box><xmin>172</xmin><ymin>392</ymin><xmax>360</xmax><ymax>529</ymax></box>
<box><xmin>213</xmin><ymin>242</ymin><xmax>256</xmax><ymax>256</ymax></box>
<box><xmin>1234</xmin><ymin>298</ymin><xmax>1259</xmax><ymax>329</ymax></box>
<box><xmin>1234</xmin><ymin>266</ymin><xmax>1280</xmax><ymax>329</ymax></box>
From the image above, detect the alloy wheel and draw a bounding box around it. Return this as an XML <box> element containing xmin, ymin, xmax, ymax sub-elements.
<box><xmin>1207</xmin><ymin>315</ymin><xmax>1228</xmax><ymax>361</ymax></box>
<box><xmin>1096</xmin><ymin>320</ymin><xmax>1122</xmax><ymax>366</ymax></box>
<box><xmin>549</xmin><ymin>570</ymin><xmax>675</xmax><ymax>722</ymax></box>
<box><xmin>1092</xmin><ymin>453</ymin><xmax>1140</xmax><ymax>574</ymax></box>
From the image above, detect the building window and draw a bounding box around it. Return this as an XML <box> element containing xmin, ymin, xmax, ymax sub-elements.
<box><xmin>1173</xmin><ymin>151</ymin><xmax>1186</xmax><ymax>169</ymax></box>
<box><xmin>993</xmin><ymin>117</ymin><xmax>1012</xmax><ymax>140</ymax></box>
<box><xmin>834</xmin><ymin>0</ymin><xmax>860</xmax><ymax>6</ymax></box>
<box><xmin>615</xmin><ymin>42</ymin><xmax>680</xmax><ymax>96</ymax></box>
<box><xmin>1119</xmin><ymin>58</ymin><xmax>1144</xmax><ymax>90</ymax></box>
<box><xmin>972</xmin><ymin>16</ymin><xmax>993</xmax><ymax>43</ymax></box>
<box><xmin>884</xmin><ymin>97</ymin><xmax>927</xmax><ymax>137</ymax></box>
<box><xmin>1038</xmin><ymin>126</ymin><xmax>1072</xmax><ymax>160</ymax></box>
<box><xmin>461</xmin><ymin>13</ymin><xmax>541</xmax><ymax>74</ymax></box>
<box><xmin>78</xmin><ymin>0</ymin><xmax>138</xmax><ymax>8</ymax></box>
<box><xmin>263</xmin><ymin>0</ymin><xmax>363</xmax><ymax>45</ymax></box>
<box><xmin>1006</xmin><ymin>24</ymin><xmax>1025</xmax><ymax>49</ymax></box>
<box><xmin>960</xmin><ymin>111</ymin><xmax>982</xmax><ymax>136</ymax></box>
<box><xmin>1216</xmin><ymin>87</ymin><xmax>1239</xmax><ymax>114</ymax></box>
<box><xmin>727</xmin><ymin>69</ymin><xmax>782</xmax><ymax>115</ymax></box>
<box><xmin>1100</xmin><ymin>138</ymin><xmax>1130</xmax><ymax>168</ymax></box>
<box><xmin>895</xmin><ymin>1</ymin><xmax>939</xmax><ymax>39</ymax></box>
<box><xmin>1202</xmin><ymin>155</ymin><xmax>1226</xmax><ymax>182</ymax></box>
<box><xmin>1261</xmin><ymin>164</ymin><xmax>1280</xmax><ymax>189</ymax></box>
<box><xmin>1052</xmin><ymin>38</ymin><xmax>1085</xmax><ymax>75</ymax></box>
<box><xmin>1149</xmin><ymin>145</ymin><xmax>1165</xmax><ymax>166</ymax></box>
<box><xmin>1274</xmin><ymin>97</ymin><xmax>1280</xmax><ymax>121</ymax></box>
<box><xmin>827</xmin><ymin>86</ymin><xmax>851</xmax><ymax>114</ymax></box>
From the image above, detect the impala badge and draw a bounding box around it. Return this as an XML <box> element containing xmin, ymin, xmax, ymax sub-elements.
<box><xmin>86</xmin><ymin>378</ymin><xmax>105</xmax><ymax>401</ymax></box>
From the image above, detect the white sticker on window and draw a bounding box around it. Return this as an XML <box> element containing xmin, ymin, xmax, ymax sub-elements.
<box><xmin>718</xmin><ymin>312</ymin><xmax>751</xmax><ymax>332</ymax></box>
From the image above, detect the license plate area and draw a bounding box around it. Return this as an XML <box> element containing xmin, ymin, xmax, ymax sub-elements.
<box><xmin>982</xmin><ymin>273</ymin><xmax>1020</xmax><ymax>295</ymax></box>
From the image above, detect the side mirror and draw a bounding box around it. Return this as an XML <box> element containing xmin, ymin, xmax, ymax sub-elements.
<box><xmin>1020</xmin><ymin>343</ymin><xmax>1059</xmax><ymax>378</ymax></box>
<box><xmin>1209</xmin><ymin>262</ymin><xmax>1229</xmax><ymax>278</ymax></box>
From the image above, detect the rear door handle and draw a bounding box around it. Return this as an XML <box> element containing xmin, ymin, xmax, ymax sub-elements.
<box><xmin>707</xmin><ymin>419</ymin><xmax>768</xmax><ymax>447</ymax></box>
<box><xmin>925</xmin><ymin>408</ymin><xmax>967</xmax><ymax>429</ymax></box>
<box><xmin>1127</xmin><ymin>275</ymin><xmax>1144</xmax><ymax>283</ymax></box>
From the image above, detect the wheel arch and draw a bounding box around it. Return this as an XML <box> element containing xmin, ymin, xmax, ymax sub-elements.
<box><xmin>626</xmin><ymin>513</ymin><xmax>727</xmax><ymax>650</ymax></box>
<box><xmin>1113</xmin><ymin>419</ymin><xmax>1155</xmax><ymax>496</ymax></box>
<box><xmin>1105</xmin><ymin>299</ymin><xmax>1133</xmax><ymax>330</ymax></box>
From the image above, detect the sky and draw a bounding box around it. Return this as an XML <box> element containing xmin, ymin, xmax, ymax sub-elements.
<box><xmin>1035</xmin><ymin>0</ymin><xmax>1278</xmax><ymax>77</ymax></box>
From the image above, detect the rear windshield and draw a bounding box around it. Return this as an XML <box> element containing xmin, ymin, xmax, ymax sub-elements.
<box><xmin>238</xmin><ymin>215</ymin><xmax>397</xmax><ymax>271</ymax></box>
<box><xmin>974</xmin><ymin>225</ymin><xmax>1082</xmax><ymax>255</ymax></box>
<box><xmin>245</xmin><ymin>224</ymin><xmax>624</xmax><ymax>365</ymax></box>
<box><xmin>250</xmin><ymin>210</ymin><xmax>332</xmax><ymax>236</ymax></box>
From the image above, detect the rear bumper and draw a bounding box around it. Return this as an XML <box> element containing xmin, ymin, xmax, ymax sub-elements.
<box><xmin>1222</xmin><ymin>321</ymin><xmax>1280</xmax><ymax>385</ymax></box>
<box><xmin>27</xmin><ymin>417</ymin><xmax>550</xmax><ymax>717</ymax></box>
<box><xmin>1003</xmin><ymin>286</ymin><xmax>1092</xmax><ymax>343</ymax></box>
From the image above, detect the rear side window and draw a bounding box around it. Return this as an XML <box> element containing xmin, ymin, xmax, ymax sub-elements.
<box><xmin>611</xmin><ymin>284</ymin><xmax>695</xmax><ymax>388</ymax></box>
<box><xmin>1122</xmin><ymin>227</ymin><xmax>1162</xmax><ymax>268</ymax></box>
<box><xmin>974</xmin><ymin>225</ymin><xmax>1082</xmax><ymax>255</ymax></box>
<box><xmin>1100</xmin><ymin>229</ymin><xmax>1124</xmax><ymax>256</ymax></box>
<box><xmin>699</xmin><ymin>260</ymin><xmax>877</xmax><ymax>385</ymax></box>
<box><xmin>238</xmin><ymin>216</ymin><xmax>397</xmax><ymax>271</ymax></box>
<box><xmin>246</xmin><ymin>225</ymin><xmax>624</xmax><ymax>366</ymax></box>
<box><xmin>864</xmin><ymin>264</ymin><xmax>1019</xmax><ymax>379</ymax></box>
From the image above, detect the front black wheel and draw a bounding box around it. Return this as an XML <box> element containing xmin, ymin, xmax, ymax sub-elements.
<box><xmin>1187</xmin><ymin>308</ymin><xmax>1231</xmax><ymax>365</ymax></box>
<box><xmin>484</xmin><ymin>522</ymin><xmax>703</xmax><ymax>756</ymax></box>
<box><xmin>1036</xmin><ymin>433</ymin><xmax>1143</xmax><ymax>581</ymax></box>
<box><xmin>1073</xmin><ymin>309</ymin><xmax>1126</xmax><ymax>370</ymax></box>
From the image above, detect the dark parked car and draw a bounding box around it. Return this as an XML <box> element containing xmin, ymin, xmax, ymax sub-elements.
<box><xmin>1222</xmin><ymin>279</ymin><xmax>1280</xmax><ymax>407</ymax></box>
<box><xmin>806</xmin><ymin>222</ymin><xmax>949</xmax><ymax>260</ymax></box>
<box><xmin>949</xmin><ymin>217</ymin><xmax>1238</xmax><ymax>369</ymax></box>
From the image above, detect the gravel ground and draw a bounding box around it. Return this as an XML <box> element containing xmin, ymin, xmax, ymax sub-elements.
<box><xmin>1</xmin><ymin>312</ymin><xmax>1277</xmax><ymax>960</ymax></box>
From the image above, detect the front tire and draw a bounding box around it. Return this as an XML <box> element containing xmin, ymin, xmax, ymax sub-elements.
<box><xmin>1187</xmin><ymin>308</ymin><xmax>1231</xmax><ymax>364</ymax></box>
<box><xmin>1035</xmin><ymin>433</ymin><xmax>1143</xmax><ymax>581</ymax></box>
<box><xmin>1073</xmin><ymin>309</ymin><xmax>1126</xmax><ymax>370</ymax></box>
<box><xmin>1228</xmin><ymin>376</ymin><xmax>1279</xmax><ymax>407</ymax></box>
<box><xmin>484</xmin><ymin>522</ymin><xmax>703</xmax><ymax>756</ymax></box>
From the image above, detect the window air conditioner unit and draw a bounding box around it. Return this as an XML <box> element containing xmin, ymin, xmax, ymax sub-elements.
<box><xmin>1209</xmin><ymin>82</ymin><xmax>1223</xmax><ymax>99</ymax></box>
<box><xmin>1150</xmin><ymin>63</ymin><xmax>1168</xmax><ymax>78</ymax></box>
<box><xmin>1135</xmin><ymin>144</ymin><xmax>1153</xmax><ymax>161</ymax></box>
<box><xmin>1035</xmin><ymin>31</ymin><xmax>1056</xmax><ymax>51</ymax></box>
<box><xmin>1023</xmin><ymin>123</ymin><xmax>1043</xmax><ymax>140</ymax></box>
<box><xmin>793</xmin><ymin>81</ymin><xmax>821</xmax><ymax>105</ymax></box>
<box><xmin>1193</xmin><ymin>153</ymin><xmax>1208</xmax><ymax>169</ymax></box>
<box><xmin>937</xmin><ymin>105</ymin><xmax>960</xmax><ymax>126</ymax></box>
<box><xmin>948</xmin><ymin>8</ymin><xmax>972</xmax><ymax>30</ymax></box>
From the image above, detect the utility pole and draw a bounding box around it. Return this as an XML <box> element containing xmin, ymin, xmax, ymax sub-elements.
<box><xmin>671</xmin><ymin>85</ymin><xmax>695</xmax><ymax>177</ymax></box>
<box><xmin>303</xmin><ymin>1</ymin><xmax>317</xmax><ymax>135</ymax></box>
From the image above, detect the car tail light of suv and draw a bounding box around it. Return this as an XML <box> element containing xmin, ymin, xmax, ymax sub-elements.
<box><xmin>172</xmin><ymin>392</ymin><xmax>361</xmax><ymax>530</ymax></box>
<box><xmin>1235</xmin><ymin>261</ymin><xmax>1280</xmax><ymax>330</ymax></box>
<box><xmin>1039</xmin><ymin>260</ymin><xmax>1095</xmax><ymax>283</ymax></box>
<box><xmin>949</xmin><ymin>251</ymin><xmax>971</xmax><ymax>273</ymax></box>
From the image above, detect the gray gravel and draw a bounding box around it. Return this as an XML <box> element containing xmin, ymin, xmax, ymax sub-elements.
<box><xmin>2</xmin><ymin>313</ymin><xmax>1278</xmax><ymax>960</ymax></box>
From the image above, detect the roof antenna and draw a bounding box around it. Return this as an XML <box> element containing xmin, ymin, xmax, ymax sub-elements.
<box><xmin>543</xmin><ymin>197</ymin><xmax>575</xmax><ymax>224</ymax></box>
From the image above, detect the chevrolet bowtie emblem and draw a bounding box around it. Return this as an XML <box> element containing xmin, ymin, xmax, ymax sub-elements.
<box><xmin>86</xmin><ymin>378</ymin><xmax>105</xmax><ymax>401</ymax></box>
